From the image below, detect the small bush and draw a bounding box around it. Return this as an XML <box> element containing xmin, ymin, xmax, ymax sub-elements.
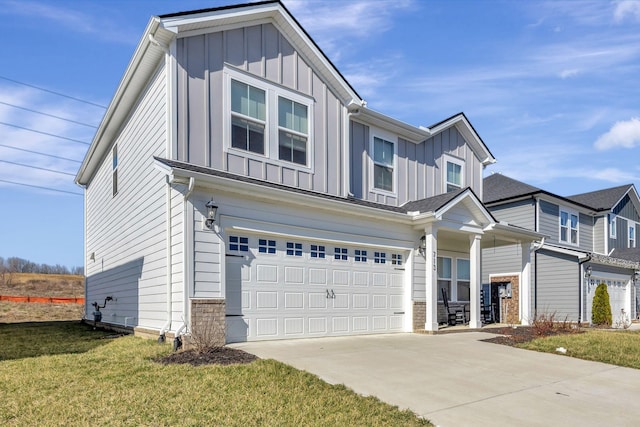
<box><xmin>592</xmin><ymin>283</ymin><xmax>612</xmax><ymax>327</ymax></box>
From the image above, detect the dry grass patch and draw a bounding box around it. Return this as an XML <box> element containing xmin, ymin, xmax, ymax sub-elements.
<box><xmin>518</xmin><ymin>329</ymin><xmax>640</xmax><ymax>369</ymax></box>
<box><xmin>0</xmin><ymin>322</ymin><xmax>431</xmax><ymax>426</ymax></box>
<box><xmin>0</xmin><ymin>301</ymin><xmax>84</xmax><ymax>322</ymax></box>
<box><xmin>0</xmin><ymin>273</ymin><xmax>83</xmax><ymax>297</ymax></box>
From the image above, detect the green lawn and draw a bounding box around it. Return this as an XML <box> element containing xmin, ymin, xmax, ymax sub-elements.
<box><xmin>519</xmin><ymin>329</ymin><xmax>640</xmax><ymax>369</ymax></box>
<box><xmin>0</xmin><ymin>321</ymin><xmax>430</xmax><ymax>426</ymax></box>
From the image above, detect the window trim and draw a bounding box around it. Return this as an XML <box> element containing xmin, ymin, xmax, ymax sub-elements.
<box><xmin>629</xmin><ymin>223</ymin><xmax>636</xmax><ymax>248</ymax></box>
<box><xmin>443</xmin><ymin>154</ymin><xmax>464</xmax><ymax>193</ymax></box>
<box><xmin>369</xmin><ymin>128</ymin><xmax>397</xmax><ymax>196</ymax></box>
<box><xmin>610</xmin><ymin>214</ymin><xmax>617</xmax><ymax>239</ymax></box>
<box><xmin>223</xmin><ymin>66</ymin><xmax>314</xmax><ymax>172</ymax></box>
<box><xmin>559</xmin><ymin>207</ymin><xmax>579</xmax><ymax>246</ymax></box>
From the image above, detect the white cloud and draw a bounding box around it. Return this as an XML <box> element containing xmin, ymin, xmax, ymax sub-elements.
<box><xmin>594</xmin><ymin>118</ymin><xmax>640</xmax><ymax>150</ymax></box>
<box><xmin>614</xmin><ymin>0</ymin><xmax>640</xmax><ymax>22</ymax></box>
<box><xmin>559</xmin><ymin>69</ymin><xmax>580</xmax><ymax>78</ymax></box>
<box><xmin>591</xmin><ymin>167</ymin><xmax>639</xmax><ymax>183</ymax></box>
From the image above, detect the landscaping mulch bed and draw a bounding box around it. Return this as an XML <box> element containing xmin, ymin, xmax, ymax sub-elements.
<box><xmin>156</xmin><ymin>346</ymin><xmax>258</xmax><ymax>366</ymax></box>
<box><xmin>479</xmin><ymin>326</ymin><xmax>583</xmax><ymax>346</ymax></box>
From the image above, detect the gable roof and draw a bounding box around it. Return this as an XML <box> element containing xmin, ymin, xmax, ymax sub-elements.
<box><xmin>426</xmin><ymin>112</ymin><xmax>495</xmax><ymax>166</ymax></box>
<box><xmin>483</xmin><ymin>173</ymin><xmax>542</xmax><ymax>204</ymax></box>
<box><xmin>403</xmin><ymin>188</ymin><xmax>467</xmax><ymax>213</ymax></box>
<box><xmin>567</xmin><ymin>184</ymin><xmax>633</xmax><ymax>211</ymax></box>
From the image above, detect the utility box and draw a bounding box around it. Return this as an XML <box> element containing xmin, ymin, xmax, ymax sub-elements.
<box><xmin>498</xmin><ymin>282</ymin><xmax>512</xmax><ymax>299</ymax></box>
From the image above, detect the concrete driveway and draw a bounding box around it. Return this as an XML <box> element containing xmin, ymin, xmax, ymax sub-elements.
<box><xmin>231</xmin><ymin>332</ymin><xmax>640</xmax><ymax>427</ymax></box>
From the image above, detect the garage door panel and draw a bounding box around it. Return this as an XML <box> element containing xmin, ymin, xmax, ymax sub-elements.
<box><xmin>225</xmin><ymin>233</ymin><xmax>406</xmax><ymax>342</ymax></box>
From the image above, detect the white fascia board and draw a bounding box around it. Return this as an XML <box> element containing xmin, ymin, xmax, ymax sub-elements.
<box><xmin>487</xmin><ymin>222</ymin><xmax>546</xmax><ymax>242</ymax></box>
<box><xmin>611</xmin><ymin>186</ymin><xmax>639</xmax><ymax>213</ymax></box>
<box><xmin>540</xmin><ymin>243</ymin><xmax>588</xmax><ymax>259</ymax></box>
<box><xmin>76</xmin><ymin>17</ymin><xmax>172</xmax><ymax>185</ymax></box>
<box><xmin>351</xmin><ymin>104</ymin><xmax>431</xmax><ymax>143</ymax></box>
<box><xmin>537</xmin><ymin>194</ymin><xmax>597</xmax><ymax>216</ymax></box>
<box><xmin>436</xmin><ymin>190</ymin><xmax>495</xmax><ymax>224</ymax></box>
<box><xmin>157</xmin><ymin>162</ymin><xmax>411</xmax><ymax>225</ymax></box>
<box><xmin>427</xmin><ymin>115</ymin><xmax>495</xmax><ymax>165</ymax></box>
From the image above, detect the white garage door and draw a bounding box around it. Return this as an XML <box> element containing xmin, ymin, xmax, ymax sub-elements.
<box><xmin>586</xmin><ymin>274</ymin><xmax>629</xmax><ymax>324</ymax></box>
<box><xmin>225</xmin><ymin>233</ymin><xmax>406</xmax><ymax>342</ymax></box>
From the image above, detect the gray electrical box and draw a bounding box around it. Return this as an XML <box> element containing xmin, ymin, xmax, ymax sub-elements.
<box><xmin>498</xmin><ymin>282</ymin><xmax>512</xmax><ymax>298</ymax></box>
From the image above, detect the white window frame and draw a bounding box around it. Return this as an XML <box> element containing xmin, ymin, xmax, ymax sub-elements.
<box><xmin>223</xmin><ymin>66</ymin><xmax>314</xmax><ymax>171</ymax></box>
<box><xmin>629</xmin><ymin>223</ymin><xmax>636</xmax><ymax>248</ymax></box>
<box><xmin>369</xmin><ymin>128</ymin><xmax>397</xmax><ymax>196</ymax></box>
<box><xmin>559</xmin><ymin>207</ymin><xmax>579</xmax><ymax>246</ymax></box>
<box><xmin>610</xmin><ymin>214</ymin><xmax>617</xmax><ymax>239</ymax></box>
<box><xmin>456</xmin><ymin>258</ymin><xmax>471</xmax><ymax>302</ymax></box>
<box><xmin>437</xmin><ymin>256</ymin><xmax>452</xmax><ymax>301</ymax></box>
<box><xmin>443</xmin><ymin>154</ymin><xmax>465</xmax><ymax>193</ymax></box>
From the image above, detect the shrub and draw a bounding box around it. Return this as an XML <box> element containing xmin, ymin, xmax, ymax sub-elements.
<box><xmin>591</xmin><ymin>283</ymin><xmax>612</xmax><ymax>327</ymax></box>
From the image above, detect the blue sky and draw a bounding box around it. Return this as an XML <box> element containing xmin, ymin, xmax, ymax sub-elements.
<box><xmin>1</xmin><ymin>0</ymin><xmax>640</xmax><ymax>268</ymax></box>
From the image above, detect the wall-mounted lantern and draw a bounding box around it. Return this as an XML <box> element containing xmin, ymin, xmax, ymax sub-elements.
<box><xmin>205</xmin><ymin>199</ymin><xmax>218</xmax><ymax>229</ymax></box>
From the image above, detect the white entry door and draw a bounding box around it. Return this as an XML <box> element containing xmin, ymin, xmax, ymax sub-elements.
<box><xmin>225</xmin><ymin>233</ymin><xmax>406</xmax><ymax>342</ymax></box>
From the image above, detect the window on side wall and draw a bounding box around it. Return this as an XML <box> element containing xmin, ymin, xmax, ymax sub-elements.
<box><xmin>443</xmin><ymin>155</ymin><xmax>464</xmax><ymax>193</ymax></box>
<box><xmin>112</xmin><ymin>144</ymin><xmax>118</xmax><ymax>197</ymax></box>
<box><xmin>372</xmin><ymin>136</ymin><xmax>394</xmax><ymax>192</ymax></box>
<box><xmin>629</xmin><ymin>224</ymin><xmax>635</xmax><ymax>248</ymax></box>
<box><xmin>560</xmin><ymin>208</ymin><xmax>578</xmax><ymax>245</ymax></box>
<box><xmin>610</xmin><ymin>214</ymin><xmax>617</xmax><ymax>239</ymax></box>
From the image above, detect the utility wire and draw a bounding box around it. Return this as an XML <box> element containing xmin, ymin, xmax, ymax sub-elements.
<box><xmin>0</xmin><ymin>121</ymin><xmax>90</xmax><ymax>145</ymax></box>
<box><xmin>0</xmin><ymin>100</ymin><xmax>98</xmax><ymax>128</ymax></box>
<box><xmin>0</xmin><ymin>75</ymin><xmax>107</xmax><ymax>109</ymax></box>
<box><xmin>0</xmin><ymin>159</ymin><xmax>76</xmax><ymax>176</ymax></box>
<box><xmin>0</xmin><ymin>178</ymin><xmax>82</xmax><ymax>196</ymax></box>
<box><xmin>0</xmin><ymin>144</ymin><xmax>82</xmax><ymax>163</ymax></box>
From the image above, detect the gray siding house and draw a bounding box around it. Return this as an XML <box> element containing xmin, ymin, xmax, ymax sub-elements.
<box><xmin>75</xmin><ymin>1</ymin><xmax>539</xmax><ymax>344</ymax></box>
<box><xmin>483</xmin><ymin>174</ymin><xmax>640</xmax><ymax>325</ymax></box>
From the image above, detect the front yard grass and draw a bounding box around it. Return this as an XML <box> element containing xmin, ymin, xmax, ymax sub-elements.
<box><xmin>0</xmin><ymin>321</ymin><xmax>431</xmax><ymax>426</ymax></box>
<box><xmin>518</xmin><ymin>329</ymin><xmax>640</xmax><ymax>369</ymax></box>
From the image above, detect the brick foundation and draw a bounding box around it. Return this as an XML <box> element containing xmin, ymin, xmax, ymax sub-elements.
<box><xmin>412</xmin><ymin>300</ymin><xmax>471</xmax><ymax>330</ymax></box>
<box><xmin>190</xmin><ymin>299</ymin><xmax>226</xmax><ymax>348</ymax></box>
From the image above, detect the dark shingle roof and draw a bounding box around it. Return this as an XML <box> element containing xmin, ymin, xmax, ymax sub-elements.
<box><xmin>610</xmin><ymin>248</ymin><xmax>640</xmax><ymax>263</ymax></box>
<box><xmin>567</xmin><ymin>185</ymin><xmax>632</xmax><ymax>211</ymax></box>
<box><xmin>155</xmin><ymin>157</ymin><xmax>474</xmax><ymax>216</ymax></box>
<box><xmin>483</xmin><ymin>174</ymin><xmax>542</xmax><ymax>204</ymax></box>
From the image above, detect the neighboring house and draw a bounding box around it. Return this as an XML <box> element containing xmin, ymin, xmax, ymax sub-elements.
<box><xmin>75</xmin><ymin>1</ymin><xmax>540</xmax><ymax>344</ymax></box>
<box><xmin>483</xmin><ymin>174</ymin><xmax>640</xmax><ymax>325</ymax></box>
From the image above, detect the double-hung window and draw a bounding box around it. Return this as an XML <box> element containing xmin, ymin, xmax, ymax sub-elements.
<box><xmin>560</xmin><ymin>208</ymin><xmax>578</xmax><ymax>245</ymax></box>
<box><xmin>456</xmin><ymin>259</ymin><xmax>470</xmax><ymax>301</ymax></box>
<box><xmin>231</xmin><ymin>79</ymin><xmax>266</xmax><ymax>155</ymax></box>
<box><xmin>373</xmin><ymin>136</ymin><xmax>394</xmax><ymax>192</ymax></box>
<box><xmin>629</xmin><ymin>224</ymin><xmax>636</xmax><ymax>248</ymax></box>
<box><xmin>444</xmin><ymin>155</ymin><xmax>464</xmax><ymax>193</ymax></box>
<box><xmin>278</xmin><ymin>97</ymin><xmax>308</xmax><ymax>165</ymax></box>
<box><xmin>437</xmin><ymin>257</ymin><xmax>452</xmax><ymax>301</ymax></box>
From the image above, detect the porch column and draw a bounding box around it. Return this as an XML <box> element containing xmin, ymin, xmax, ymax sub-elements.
<box><xmin>424</xmin><ymin>225</ymin><xmax>439</xmax><ymax>332</ymax></box>
<box><xmin>469</xmin><ymin>234</ymin><xmax>482</xmax><ymax>328</ymax></box>
<box><xmin>520</xmin><ymin>242</ymin><xmax>532</xmax><ymax>325</ymax></box>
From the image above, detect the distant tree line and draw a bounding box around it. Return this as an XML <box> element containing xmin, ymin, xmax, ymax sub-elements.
<box><xmin>0</xmin><ymin>256</ymin><xmax>84</xmax><ymax>276</ymax></box>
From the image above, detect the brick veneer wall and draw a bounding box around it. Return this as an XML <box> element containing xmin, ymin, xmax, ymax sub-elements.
<box><xmin>412</xmin><ymin>300</ymin><xmax>471</xmax><ymax>330</ymax></box>
<box><xmin>190</xmin><ymin>299</ymin><xmax>226</xmax><ymax>347</ymax></box>
<box><xmin>491</xmin><ymin>275</ymin><xmax>520</xmax><ymax>324</ymax></box>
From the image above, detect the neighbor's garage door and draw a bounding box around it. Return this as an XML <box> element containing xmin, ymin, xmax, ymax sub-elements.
<box><xmin>225</xmin><ymin>233</ymin><xmax>406</xmax><ymax>342</ymax></box>
<box><xmin>586</xmin><ymin>274</ymin><xmax>629</xmax><ymax>323</ymax></box>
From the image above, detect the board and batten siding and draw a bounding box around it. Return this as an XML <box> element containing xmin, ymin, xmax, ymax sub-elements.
<box><xmin>487</xmin><ymin>199</ymin><xmax>535</xmax><ymax>230</ymax></box>
<box><xmin>538</xmin><ymin>200</ymin><xmax>593</xmax><ymax>252</ymax></box>
<box><xmin>85</xmin><ymin>64</ymin><xmax>168</xmax><ymax>330</ymax></box>
<box><xmin>609</xmin><ymin>195</ymin><xmax>640</xmax><ymax>251</ymax></box>
<box><xmin>175</xmin><ymin>23</ymin><xmax>346</xmax><ymax>197</ymax></box>
<box><xmin>593</xmin><ymin>215</ymin><xmax>606</xmax><ymax>254</ymax></box>
<box><xmin>535</xmin><ymin>250</ymin><xmax>579</xmax><ymax>321</ymax></box>
<box><xmin>350</xmin><ymin>123</ymin><xmax>484</xmax><ymax>206</ymax></box>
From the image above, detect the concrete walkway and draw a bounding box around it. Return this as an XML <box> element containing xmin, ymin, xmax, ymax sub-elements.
<box><xmin>231</xmin><ymin>332</ymin><xmax>640</xmax><ymax>427</ymax></box>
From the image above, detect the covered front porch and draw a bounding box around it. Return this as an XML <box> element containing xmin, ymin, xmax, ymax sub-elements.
<box><xmin>408</xmin><ymin>189</ymin><xmax>543</xmax><ymax>333</ymax></box>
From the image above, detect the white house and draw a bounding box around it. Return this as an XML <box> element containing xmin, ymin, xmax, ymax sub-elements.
<box><xmin>75</xmin><ymin>1</ymin><xmax>541</xmax><ymax>345</ymax></box>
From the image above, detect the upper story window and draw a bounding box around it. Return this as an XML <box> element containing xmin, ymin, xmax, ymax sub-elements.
<box><xmin>443</xmin><ymin>154</ymin><xmax>464</xmax><ymax>193</ymax></box>
<box><xmin>278</xmin><ymin>97</ymin><xmax>308</xmax><ymax>165</ymax></box>
<box><xmin>373</xmin><ymin>136</ymin><xmax>394</xmax><ymax>192</ymax></box>
<box><xmin>225</xmin><ymin>67</ymin><xmax>313</xmax><ymax>169</ymax></box>
<box><xmin>112</xmin><ymin>145</ymin><xmax>118</xmax><ymax>197</ymax></box>
<box><xmin>610</xmin><ymin>214</ymin><xmax>617</xmax><ymax>239</ymax></box>
<box><xmin>231</xmin><ymin>79</ymin><xmax>266</xmax><ymax>155</ymax></box>
<box><xmin>560</xmin><ymin>208</ymin><xmax>578</xmax><ymax>245</ymax></box>
<box><xmin>629</xmin><ymin>224</ymin><xmax>636</xmax><ymax>248</ymax></box>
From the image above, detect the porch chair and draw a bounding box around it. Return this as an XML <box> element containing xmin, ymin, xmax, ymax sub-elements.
<box><xmin>480</xmin><ymin>289</ymin><xmax>494</xmax><ymax>324</ymax></box>
<box><xmin>441</xmin><ymin>288</ymin><xmax>468</xmax><ymax>326</ymax></box>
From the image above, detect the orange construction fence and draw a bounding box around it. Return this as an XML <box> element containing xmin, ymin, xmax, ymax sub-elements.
<box><xmin>0</xmin><ymin>295</ymin><xmax>85</xmax><ymax>304</ymax></box>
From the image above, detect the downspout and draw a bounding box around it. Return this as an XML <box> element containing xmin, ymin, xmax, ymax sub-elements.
<box><xmin>174</xmin><ymin>177</ymin><xmax>195</xmax><ymax>344</ymax></box>
<box><xmin>578</xmin><ymin>254</ymin><xmax>592</xmax><ymax>325</ymax></box>
<box><xmin>534</xmin><ymin>196</ymin><xmax>539</xmax><ymax>315</ymax></box>
<box><xmin>159</xmin><ymin>177</ymin><xmax>173</xmax><ymax>343</ymax></box>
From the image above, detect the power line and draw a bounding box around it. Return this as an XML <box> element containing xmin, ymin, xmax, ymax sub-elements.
<box><xmin>0</xmin><ymin>178</ymin><xmax>82</xmax><ymax>196</ymax></box>
<box><xmin>0</xmin><ymin>75</ymin><xmax>107</xmax><ymax>109</ymax></box>
<box><xmin>0</xmin><ymin>144</ymin><xmax>82</xmax><ymax>163</ymax></box>
<box><xmin>0</xmin><ymin>100</ymin><xmax>98</xmax><ymax>128</ymax></box>
<box><xmin>0</xmin><ymin>159</ymin><xmax>76</xmax><ymax>176</ymax></box>
<box><xmin>0</xmin><ymin>121</ymin><xmax>90</xmax><ymax>145</ymax></box>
